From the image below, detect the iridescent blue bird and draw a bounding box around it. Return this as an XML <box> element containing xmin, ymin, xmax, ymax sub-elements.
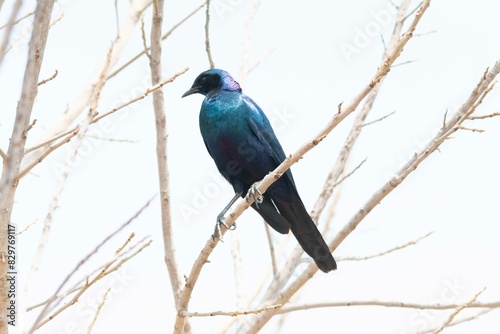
<box><xmin>182</xmin><ymin>69</ymin><xmax>336</xmax><ymax>273</ymax></box>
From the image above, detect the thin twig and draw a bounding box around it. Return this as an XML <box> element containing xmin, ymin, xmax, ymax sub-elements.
<box><xmin>15</xmin><ymin>218</ymin><xmax>39</xmax><ymax>236</ymax></box>
<box><xmin>457</xmin><ymin>125</ymin><xmax>485</xmax><ymax>133</ymax></box>
<box><xmin>468</xmin><ymin>111</ymin><xmax>500</xmax><ymax>120</ymax></box>
<box><xmin>84</xmin><ymin>134</ymin><xmax>138</xmax><ymax>143</ymax></box>
<box><xmin>416</xmin><ymin>308</ymin><xmax>495</xmax><ymax>334</ymax></box>
<box><xmin>239</xmin><ymin>0</ymin><xmax>263</xmax><ymax>83</ymax></box>
<box><xmin>204</xmin><ymin>0</ymin><xmax>214</xmax><ymax>68</ymax></box>
<box><xmin>430</xmin><ymin>288</ymin><xmax>486</xmax><ymax>334</ymax></box>
<box><xmin>16</xmin><ymin>130</ymin><xmax>75</xmax><ymax>180</ymax></box>
<box><xmin>114</xmin><ymin>0</ymin><xmax>120</xmax><ymax>38</ymax></box>
<box><xmin>442</xmin><ymin>109</ymin><xmax>449</xmax><ymax>130</ymax></box>
<box><xmin>87</xmin><ymin>287</ymin><xmax>111</xmax><ymax>334</ymax></box>
<box><xmin>0</xmin><ymin>10</ymin><xmax>34</xmax><ymax>30</ymax></box>
<box><xmin>28</xmin><ymin>197</ymin><xmax>154</xmax><ymax>332</ymax></box>
<box><xmin>140</xmin><ymin>16</ymin><xmax>150</xmax><ymax>59</ymax></box>
<box><xmin>403</xmin><ymin>1</ymin><xmax>424</xmax><ymax>22</ymax></box>
<box><xmin>93</xmin><ymin>67</ymin><xmax>189</xmax><ymax>123</ymax></box>
<box><xmin>38</xmin><ymin>69</ymin><xmax>58</xmax><ymax>86</ymax></box>
<box><xmin>263</xmin><ymin>222</ymin><xmax>278</xmax><ymax>278</ymax></box>
<box><xmin>0</xmin><ymin>0</ymin><xmax>22</xmax><ymax>65</ymax></box>
<box><xmin>25</xmin><ymin>127</ymin><xmax>78</xmax><ymax>153</ymax></box>
<box><xmin>338</xmin><ymin>231</ymin><xmax>434</xmax><ymax>261</ymax></box>
<box><xmin>332</xmin><ymin>157</ymin><xmax>367</xmax><ymax>189</ymax></box>
<box><xmin>243</xmin><ymin>48</ymin><xmax>276</xmax><ymax>79</ymax></box>
<box><xmin>231</xmin><ymin>231</ymin><xmax>248</xmax><ymax>330</ymax></box>
<box><xmin>49</xmin><ymin>12</ymin><xmax>64</xmax><ymax>29</ymax></box>
<box><xmin>363</xmin><ymin>111</ymin><xmax>396</xmax><ymax>127</ymax></box>
<box><xmin>107</xmin><ymin>1</ymin><xmax>205</xmax><ymax>80</ymax></box>
<box><xmin>392</xmin><ymin>59</ymin><xmax>418</xmax><ymax>67</ymax></box>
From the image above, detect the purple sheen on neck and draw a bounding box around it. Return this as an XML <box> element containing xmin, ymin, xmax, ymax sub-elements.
<box><xmin>220</xmin><ymin>71</ymin><xmax>242</xmax><ymax>93</ymax></box>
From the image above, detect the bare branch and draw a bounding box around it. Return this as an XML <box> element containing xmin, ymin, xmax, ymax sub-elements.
<box><xmin>0</xmin><ymin>2</ymin><xmax>55</xmax><ymax>332</ymax></box>
<box><xmin>277</xmin><ymin>297</ymin><xmax>498</xmax><ymax>315</ymax></box>
<box><xmin>174</xmin><ymin>2</ymin><xmax>433</xmax><ymax>333</ymax></box>
<box><xmin>181</xmin><ymin>304</ymin><xmax>282</xmax><ymax>318</ymax></box>
<box><xmin>149</xmin><ymin>3</ymin><xmax>185</xmax><ymax>331</ymax></box>
<box><xmin>17</xmin><ymin>67</ymin><xmax>187</xmax><ymax>180</ymax></box>
<box><xmin>27</xmin><ymin>236</ymin><xmax>151</xmax><ymax>312</ymax></box>
<box><xmin>256</xmin><ymin>59</ymin><xmax>500</xmax><ymax>334</ymax></box>
<box><xmin>33</xmin><ymin>236</ymin><xmax>152</xmax><ymax>330</ymax></box>
<box><xmin>25</xmin><ymin>46</ymin><xmax>114</xmax><ymax>314</ymax></box>
<box><xmin>33</xmin><ymin>0</ymin><xmax>152</xmax><ymax>162</ymax></box>
<box><xmin>311</xmin><ymin>0</ymin><xmax>413</xmax><ymax>226</ymax></box>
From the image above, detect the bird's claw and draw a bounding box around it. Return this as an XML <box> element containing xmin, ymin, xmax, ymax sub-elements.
<box><xmin>212</xmin><ymin>215</ymin><xmax>236</xmax><ymax>241</ymax></box>
<box><xmin>247</xmin><ymin>183</ymin><xmax>264</xmax><ymax>208</ymax></box>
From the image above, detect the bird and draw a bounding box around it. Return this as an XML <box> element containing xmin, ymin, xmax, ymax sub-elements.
<box><xmin>182</xmin><ymin>69</ymin><xmax>336</xmax><ymax>273</ymax></box>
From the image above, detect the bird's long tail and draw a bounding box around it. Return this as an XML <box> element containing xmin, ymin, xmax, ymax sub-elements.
<box><xmin>274</xmin><ymin>189</ymin><xmax>337</xmax><ymax>273</ymax></box>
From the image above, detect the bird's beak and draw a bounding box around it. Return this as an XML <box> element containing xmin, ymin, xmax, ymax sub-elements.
<box><xmin>181</xmin><ymin>86</ymin><xmax>200</xmax><ymax>98</ymax></box>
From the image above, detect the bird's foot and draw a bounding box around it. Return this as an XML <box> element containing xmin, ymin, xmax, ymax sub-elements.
<box><xmin>246</xmin><ymin>183</ymin><xmax>264</xmax><ymax>208</ymax></box>
<box><xmin>212</xmin><ymin>215</ymin><xmax>237</xmax><ymax>241</ymax></box>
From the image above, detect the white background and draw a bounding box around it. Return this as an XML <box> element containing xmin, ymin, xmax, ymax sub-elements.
<box><xmin>1</xmin><ymin>0</ymin><xmax>499</xmax><ymax>333</ymax></box>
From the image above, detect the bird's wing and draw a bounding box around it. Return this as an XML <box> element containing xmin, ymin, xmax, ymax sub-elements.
<box><xmin>243</xmin><ymin>96</ymin><xmax>296</xmax><ymax>187</ymax></box>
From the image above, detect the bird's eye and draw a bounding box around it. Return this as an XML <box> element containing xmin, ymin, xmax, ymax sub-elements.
<box><xmin>201</xmin><ymin>76</ymin><xmax>207</xmax><ymax>83</ymax></box>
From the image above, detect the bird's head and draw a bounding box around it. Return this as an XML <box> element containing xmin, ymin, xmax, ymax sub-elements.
<box><xmin>182</xmin><ymin>69</ymin><xmax>242</xmax><ymax>98</ymax></box>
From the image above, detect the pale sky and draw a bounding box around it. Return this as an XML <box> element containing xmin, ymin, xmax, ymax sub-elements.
<box><xmin>1</xmin><ymin>1</ymin><xmax>499</xmax><ymax>333</ymax></box>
